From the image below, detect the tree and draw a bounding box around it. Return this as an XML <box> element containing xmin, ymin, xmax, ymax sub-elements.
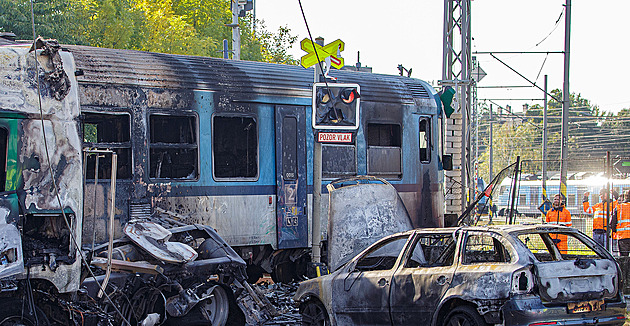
<box><xmin>0</xmin><ymin>0</ymin><xmax>87</xmax><ymax>44</ymax></box>
<box><xmin>79</xmin><ymin>0</ymin><xmax>146</xmax><ymax>50</ymax></box>
<box><xmin>477</xmin><ymin>120</ymin><xmax>549</xmax><ymax>182</ymax></box>
<box><xmin>481</xmin><ymin>90</ymin><xmax>630</xmax><ymax>180</ymax></box>
<box><xmin>0</xmin><ymin>0</ymin><xmax>299</xmax><ymax>64</ymax></box>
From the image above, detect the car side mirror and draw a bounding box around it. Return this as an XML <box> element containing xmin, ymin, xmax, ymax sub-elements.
<box><xmin>442</xmin><ymin>154</ymin><xmax>453</xmax><ymax>171</ymax></box>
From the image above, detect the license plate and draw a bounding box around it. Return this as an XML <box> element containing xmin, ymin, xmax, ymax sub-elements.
<box><xmin>567</xmin><ymin>299</ymin><xmax>605</xmax><ymax>314</ymax></box>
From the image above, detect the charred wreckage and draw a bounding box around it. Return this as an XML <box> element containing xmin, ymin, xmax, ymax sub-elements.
<box><xmin>3</xmin><ymin>35</ymin><xmax>626</xmax><ymax>326</ymax></box>
<box><xmin>0</xmin><ymin>38</ymin><xmax>282</xmax><ymax>325</ymax></box>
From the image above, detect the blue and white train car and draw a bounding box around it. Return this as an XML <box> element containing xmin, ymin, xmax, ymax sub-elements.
<box><xmin>48</xmin><ymin>44</ymin><xmax>449</xmax><ymax>281</ymax></box>
<box><xmin>495</xmin><ymin>175</ymin><xmax>630</xmax><ymax>218</ymax></box>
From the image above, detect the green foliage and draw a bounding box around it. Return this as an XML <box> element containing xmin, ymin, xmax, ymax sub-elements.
<box><xmin>0</xmin><ymin>0</ymin><xmax>298</xmax><ymax>64</ymax></box>
<box><xmin>479</xmin><ymin>90</ymin><xmax>630</xmax><ymax>180</ymax></box>
<box><xmin>256</xmin><ymin>22</ymin><xmax>298</xmax><ymax>65</ymax></box>
<box><xmin>83</xmin><ymin>123</ymin><xmax>97</xmax><ymax>143</ymax></box>
<box><xmin>0</xmin><ymin>0</ymin><xmax>87</xmax><ymax>44</ymax></box>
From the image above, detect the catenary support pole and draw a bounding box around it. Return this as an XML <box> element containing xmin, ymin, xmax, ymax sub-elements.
<box><xmin>559</xmin><ymin>0</ymin><xmax>571</xmax><ymax>200</ymax></box>
<box><xmin>489</xmin><ymin>104</ymin><xmax>493</xmax><ymax>182</ymax></box>
<box><xmin>542</xmin><ymin>75</ymin><xmax>548</xmax><ymax>211</ymax></box>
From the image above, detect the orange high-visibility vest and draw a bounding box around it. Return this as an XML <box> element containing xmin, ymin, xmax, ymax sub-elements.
<box><xmin>546</xmin><ymin>206</ymin><xmax>572</xmax><ymax>253</ymax></box>
<box><xmin>616</xmin><ymin>202</ymin><xmax>630</xmax><ymax>240</ymax></box>
<box><xmin>584</xmin><ymin>201</ymin><xmax>616</xmax><ymax>231</ymax></box>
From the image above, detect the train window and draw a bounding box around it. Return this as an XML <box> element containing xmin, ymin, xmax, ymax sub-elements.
<box><xmin>213</xmin><ymin>116</ymin><xmax>258</xmax><ymax>179</ymax></box>
<box><xmin>567</xmin><ymin>194</ymin><xmax>575</xmax><ymax>206</ymax></box>
<box><xmin>282</xmin><ymin>117</ymin><xmax>297</xmax><ymax>181</ymax></box>
<box><xmin>322</xmin><ymin>144</ymin><xmax>356</xmax><ymax>178</ymax></box>
<box><xmin>149</xmin><ymin>114</ymin><xmax>198</xmax><ymax>180</ymax></box>
<box><xmin>530</xmin><ymin>187</ymin><xmax>539</xmax><ymax>206</ymax></box>
<box><xmin>0</xmin><ymin>127</ymin><xmax>6</xmax><ymax>191</ymax></box>
<box><xmin>367</xmin><ymin>123</ymin><xmax>401</xmax><ymax>178</ymax></box>
<box><xmin>419</xmin><ymin>118</ymin><xmax>431</xmax><ymax>163</ymax></box>
<box><xmin>519</xmin><ymin>194</ymin><xmax>527</xmax><ymax>205</ymax></box>
<box><xmin>82</xmin><ymin>112</ymin><xmax>131</xmax><ymax>179</ymax></box>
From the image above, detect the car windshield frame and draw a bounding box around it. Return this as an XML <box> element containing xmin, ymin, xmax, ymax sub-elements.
<box><xmin>348</xmin><ymin>233</ymin><xmax>413</xmax><ymax>272</ymax></box>
<box><xmin>512</xmin><ymin>229</ymin><xmax>613</xmax><ymax>262</ymax></box>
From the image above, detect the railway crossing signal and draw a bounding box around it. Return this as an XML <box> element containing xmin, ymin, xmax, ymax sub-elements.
<box><xmin>312</xmin><ymin>83</ymin><xmax>360</xmax><ymax>129</ymax></box>
<box><xmin>300</xmin><ymin>38</ymin><xmax>345</xmax><ymax>69</ymax></box>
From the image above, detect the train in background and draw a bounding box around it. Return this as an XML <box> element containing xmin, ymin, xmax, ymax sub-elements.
<box><xmin>0</xmin><ymin>37</ymin><xmax>449</xmax><ymax>283</ymax></box>
<box><xmin>495</xmin><ymin>173</ymin><xmax>630</xmax><ymax>217</ymax></box>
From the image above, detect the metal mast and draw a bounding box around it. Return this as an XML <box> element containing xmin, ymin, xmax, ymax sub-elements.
<box><xmin>559</xmin><ymin>0</ymin><xmax>571</xmax><ymax>200</ymax></box>
<box><xmin>441</xmin><ymin>0</ymin><xmax>473</xmax><ymax>215</ymax></box>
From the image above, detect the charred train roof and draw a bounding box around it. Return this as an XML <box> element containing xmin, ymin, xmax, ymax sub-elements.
<box><xmin>64</xmin><ymin>45</ymin><xmax>434</xmax><ymax>105</ymax></box>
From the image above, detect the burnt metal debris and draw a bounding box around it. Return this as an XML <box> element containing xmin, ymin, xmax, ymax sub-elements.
<box><xmin>30</xmin><ymin>37</ymin><xmax>72</xmax><ymax>101</ymax></box>
<box><xmin>294</xmin><ymin>225</ymin><xmax>627</xmax><ymax>326</ymax></box>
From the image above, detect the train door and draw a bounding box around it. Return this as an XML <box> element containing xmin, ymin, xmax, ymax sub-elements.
<box><xmin>275</xmin><ymin>106</ymin><xmax>308</xmax><ymax>249</ymax></box>
<box><xmin>0</xmin><ymin>118</ymin><xmax>24</xmax><ymax>279</ymax></box>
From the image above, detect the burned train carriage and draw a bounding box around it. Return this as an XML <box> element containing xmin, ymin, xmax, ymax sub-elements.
<box><xmin>69</xmin><ymin>45</ymin><xmax>447</xmax><ymax>282</ymax></box>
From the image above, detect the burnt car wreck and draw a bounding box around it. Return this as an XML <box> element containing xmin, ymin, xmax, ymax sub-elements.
<box><xmin>295</xmin><ymin>171</ymin><xmax>627</xmax><ymax>326</ymax></box>
<box><xmin>295</xmin><ymin>225</ymin><xmax>627</xmax><ymax>326</ymax></box>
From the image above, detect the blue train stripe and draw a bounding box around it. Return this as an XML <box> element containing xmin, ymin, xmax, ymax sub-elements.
<box><xmin>160</xmin><ymin>183</ymin><xmax>425</xmax><ymax>197</ymax></box>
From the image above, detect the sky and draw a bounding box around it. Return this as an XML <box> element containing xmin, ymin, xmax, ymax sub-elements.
<box><xmin>255</xmin><ymin>0</ymin><xmax>630</xmax><ymax>114</ymax></box>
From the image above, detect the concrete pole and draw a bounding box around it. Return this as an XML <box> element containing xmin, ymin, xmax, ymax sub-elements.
<box><xmin>231</xmin><ymin>0</ymin><xmax>241</xmax><ymax>60</ymax></box>
<box><xmin>559</xmin><ymin>0</ymin><xmax>571</xmax><ymax>200</ymax></box>
<box><xmin>311</xmin><ymin>37</ymin><xmax>324</xmax><ymax>263</ymax></box>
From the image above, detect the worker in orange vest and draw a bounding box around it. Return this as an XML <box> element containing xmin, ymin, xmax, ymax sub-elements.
<box><xmin>612</xmin><ymin>190</ymin><xmax>630</xmax><ymax>256</ymax></box>
<box><xmin>583</xmin><ymin>188</ymin><xmax>616</xmax><ymax>248</ymax></box>
<box><xmin>546</xmin><ymin>194</ymin><xmax>572</xmax><ymax>254</ymax></box>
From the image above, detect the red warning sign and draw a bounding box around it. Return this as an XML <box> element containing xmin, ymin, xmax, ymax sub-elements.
<box><xmin>317</xmin><ymin>132</ymin><xmax>353</xmax><ymax>143</ymax></box>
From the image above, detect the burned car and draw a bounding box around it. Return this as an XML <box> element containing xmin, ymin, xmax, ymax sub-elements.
<box><xmin>295</xmin><ymin>225</ymin><xmax>626</xmax><ymax>326</ymax></box>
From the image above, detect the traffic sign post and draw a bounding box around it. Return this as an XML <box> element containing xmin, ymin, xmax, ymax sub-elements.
<box><xmin>538</xmin><ymin>199</ymin><xmax>552</xmax><ymax>216</ymax></box>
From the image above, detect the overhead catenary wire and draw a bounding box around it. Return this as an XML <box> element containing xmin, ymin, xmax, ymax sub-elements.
<box><xmin>534</xmin><ymin>6</ymin><xmax>565</xmax><ymax>48</ymax></box>
<box><xmin>297</xmin><ymin>0</ymin><xmax>332</xmax><ymax>99</ymax></box>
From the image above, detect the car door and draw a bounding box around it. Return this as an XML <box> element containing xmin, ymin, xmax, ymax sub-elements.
<box><xmin>390</xmin><ymin>231</ymin><xmax>459</xmax><ymax>325</ymax></box>
<box><xmin>331</xmin><ymin>234</ymin><xmax>411</xmax><ymax>326</ymax></box>
<box><xmin>448</xmin><ymin>231</ymin><xmax>515</xmax><ymax>301</ymax></box>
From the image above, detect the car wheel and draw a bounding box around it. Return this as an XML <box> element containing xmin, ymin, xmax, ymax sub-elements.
<box><xmin>195</xmin><ymin>285</ymin><xmax>230</xmax><ymax>326</ymax></box>
<box><xmin>300</xmin><ymin>300</ymin><xmax>329</xmax><ymax>326</ymax></box>
<box><xmin>444</xmin><ymin>305</ymin><xmax>487</xmax><ymax>326</ymax></box>
<box><xmin>0</xmin><ymin>299</ymin><xmax>49</xmax><ymax>326</ymax></box>
<box><xmin>166</xmin><ymin>284</ymin><xmax>230</xmax><ymax>326</ymax></box>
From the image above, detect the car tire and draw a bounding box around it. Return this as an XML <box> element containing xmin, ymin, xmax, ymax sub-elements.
<box><xmin>0</xmin><ymin>299</ymin><xmax>50</xmax><ymax>326</ymax></box>
<box><xmin>444</xmin><ymin>305</ymin><xmax>487</xmax><ymax>326</ymax></box>
<box><xmin>165</xmin><ymin>284</ymin><xmax>230</xmax><ymax>326</ymax></box>
<box><xmin>300</xmin><ymin>300</ymin><xmax>329</xmax><ymax>326</ymax></box>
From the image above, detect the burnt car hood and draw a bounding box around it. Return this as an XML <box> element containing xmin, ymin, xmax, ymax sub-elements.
<box><xmin>326</xmin><ymin>177</ymin><xmax>413</xmax><ymax>271</ymax></box>
<box><xmin>535</xmin><ymin>259</ymin><xmax>618</xmax><ymax>302</ymax></box>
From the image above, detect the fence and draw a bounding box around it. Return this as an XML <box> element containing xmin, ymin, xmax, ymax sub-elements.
<box><xmin>471</xmin><ymin>156</ymin><xmax>630</xmax><ymax>255</ymax></box>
